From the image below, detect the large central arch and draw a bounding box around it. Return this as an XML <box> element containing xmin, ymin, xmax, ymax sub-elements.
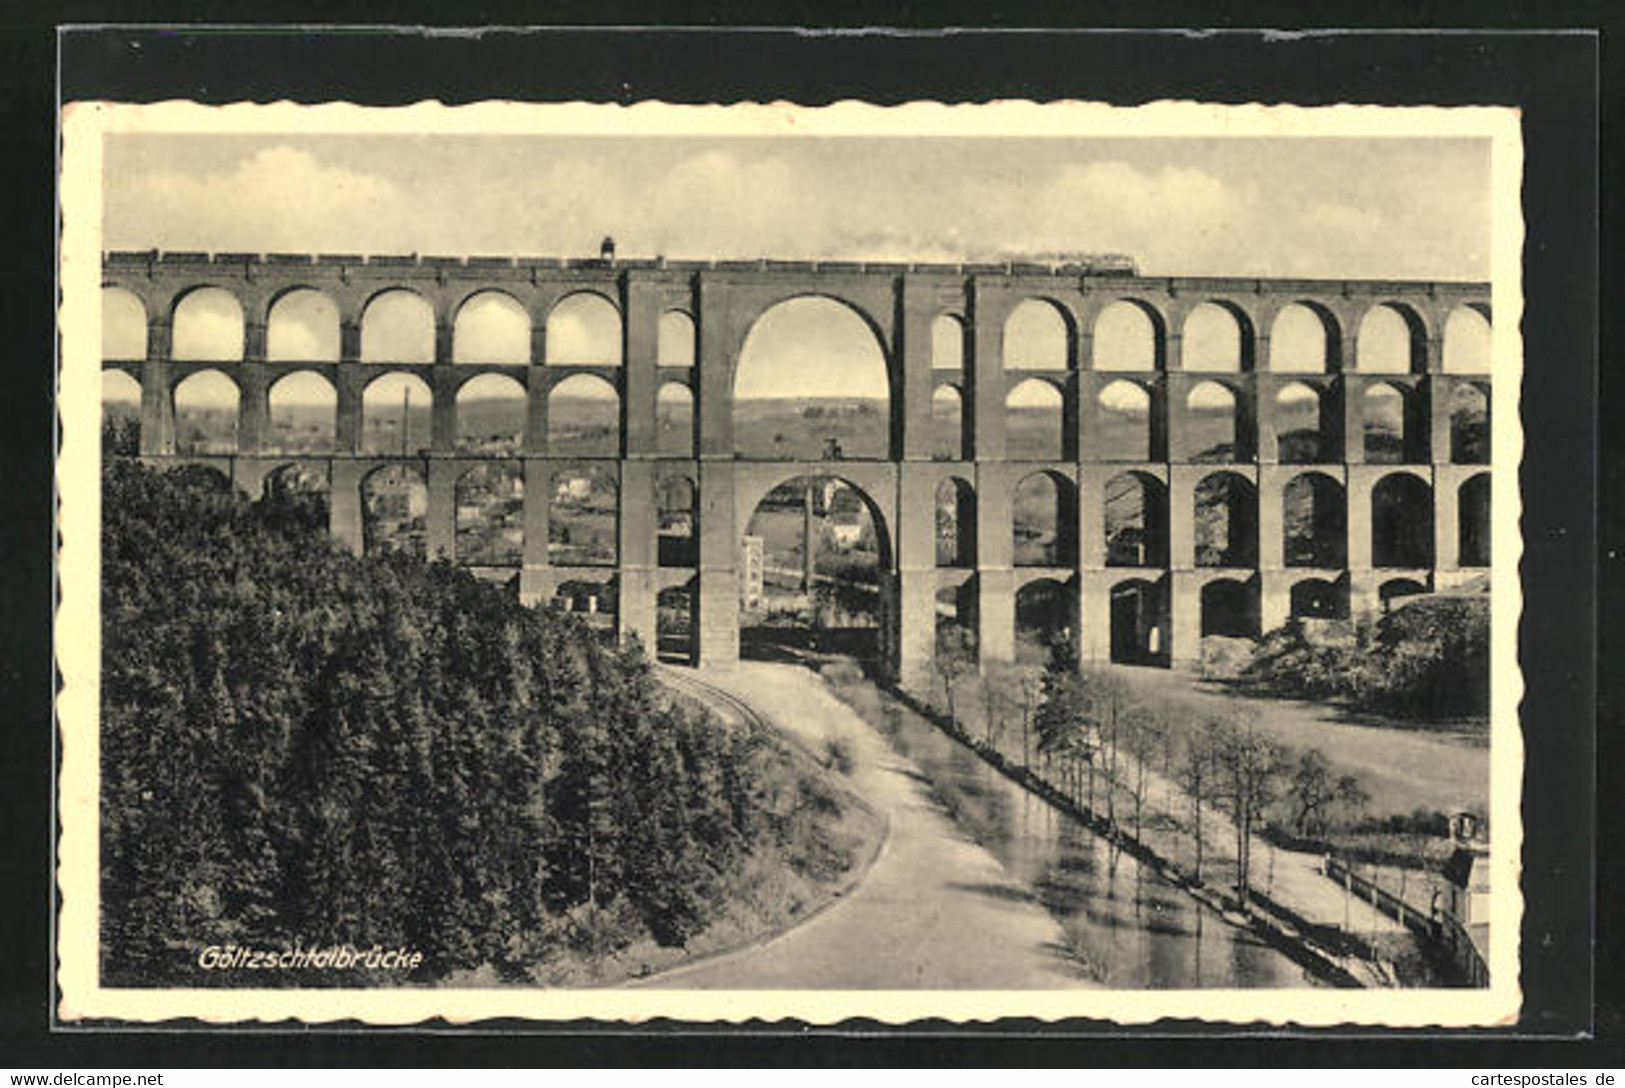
<box><xmin>732</xmin><ymin>296</ymin><xmax>893</xmax><ymax>461</ymax></box>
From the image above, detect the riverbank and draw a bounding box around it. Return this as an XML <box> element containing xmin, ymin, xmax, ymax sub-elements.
<box><xmin>877</xmin><ymin>661</ymin><xmax>1484</xmax><ymax>987</ymax></box>
<box><xmin>822</xmin><ymin>673</ymin><xmax>1381</xmax><ymax>987</ymax></box>
<box><xmin>636</xmin><ymin>663</ymin><xmax>1102</xmax><ymax>989</ymax></box>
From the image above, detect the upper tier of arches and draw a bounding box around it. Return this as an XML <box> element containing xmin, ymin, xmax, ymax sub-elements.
<box><xmin>100</xmin><ymin>262</ymin><xmax>1490</xmax><ymax>378</ymax></box>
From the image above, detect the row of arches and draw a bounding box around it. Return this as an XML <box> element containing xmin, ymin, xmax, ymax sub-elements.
<box><xmin>932</xmin><ymin>375</ymin><xmax>1489</xmax><ymax>464</ymax></box>
<box><xmin>107</xmin><ymin>364</ymin><xmax>1488</xmax><ymax>467</ymax></box>
<box><xmin>103</xmin><ymin>286</ymin><xmax>1492</xmax><ymax>374</ymax></box>
<box><xmin>941</xmin><ymin>571</ymin><xmax>1455</xmax><ymax>667</ymax></box>
<box><xmin>255</xmin><ymin>461</ymin><xmax>701</xmax><ymax>571</ymax></box>
<box><xmin>936</xmin><ymin>470</ymin><xmax>1491</xmax><ymax>571</ymax></box>
<box><xmin>103</xmin><ymin>367</ymin><xmax>691</xmax><ymax>459</ymax></box>
<box><xmin>103</xmin><ymin>286</ymin><xmax>697</xmax><ymax>366</ymax></box>
<box><xmin>215</xmin><ymin>459</ymin><xmax>1491</xmax><ymax>577</ymax></box>
<box><xmin>936</xmin><ymin>298</ymin><xmax>1489</xmax><ymax>373</ymax></box>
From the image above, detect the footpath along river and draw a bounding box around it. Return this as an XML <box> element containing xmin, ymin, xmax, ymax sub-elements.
<box><xmin>835</xmin><ymin>678</ymin><xmax>1317</xmax><ymax>989</ymax></box>
<box><xmin>645</xmin><ymin>663</ymin><xmax>1315</xmax><ymax>990</ymax></box>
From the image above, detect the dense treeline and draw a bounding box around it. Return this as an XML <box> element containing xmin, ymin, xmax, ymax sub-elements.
<box><xmin>101</xmin><ymin>459</ymin><xmax>858</xmax><ymax>986</ymax></box>
<box><xmin>1235</xmin><ymin>596</ymin><xmax>1490</xmax><ymax>721</ymax></box>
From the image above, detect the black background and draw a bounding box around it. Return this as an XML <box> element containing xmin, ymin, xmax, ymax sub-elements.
<box><xmin>1</xmin><ymin>17</ymin><xmax>1607</xmax><ymax>1067</ymax></box>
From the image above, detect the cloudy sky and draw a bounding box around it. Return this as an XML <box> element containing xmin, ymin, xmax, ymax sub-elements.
<box><xmin>102</xmin><ymin>132</ymin><xmax>1492</xmax><ymax>404</ymax></box>
<box><xmin>104</xmin><ymin>133</ymin><xmax>1490</xmax><ymax>278</ymax></box>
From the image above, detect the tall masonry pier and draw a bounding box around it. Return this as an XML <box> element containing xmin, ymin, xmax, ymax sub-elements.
<box><xmin>101</xmin><ymin>249</ymin><xmax>1494</xmax><ymax>689</ymax></box>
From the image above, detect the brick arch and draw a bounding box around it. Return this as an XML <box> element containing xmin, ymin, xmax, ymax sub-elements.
<box><xmin>169</xmin><ymin>287</ymin><xmax>247</xmax><ymax>362</ymax></box>
<box><xmin>165</xmin><ymin>282</ymin><xmax>245</xmax><ymax>321</ymax></box>
<box><xmin>931</xmin><ymin>381</ymin><xmax>967</xmax><ymax>462</ymax></box>
<box><xmin>1282</xmin><ymin>470</ymin><xmax>1347</xmax><ymax>569</ymax></box>
<box><xmin>1179</xmin><ymin>299</ymin><xmax>1259</xmax><ymax>372</ymax></box>
<box><xmin>452</xmin><ymin>289</ymin><xmax>534</xmax><ymax>365</ymax></box>
<box><xmin>266</xmin><ymin>369</ymin><xmax>338</xmax><ymax>454</ymax></box>
<box><xmin>658</xmin><ymin>309</ymin><xmax>698</xmax><ymax>367</ymax></box>
<box><xmin>1193</xmin><ymin>469</ymin><xmax>1258</xmax><ymax>568</ymax></box>
<box><xmin>930</xmin><ymin>311</ymin><xmax>968</xmax><ymax>370</ymax></box>
<box><xmin>1092</xmin><ymin>296</ymin><xmax>1169</xmax><ymax>371</ymax></box>
<box><xmin>1268</xmin><ymin>299</ymin><xmax>1345</xmax><ymax>372</ymax></box>
<box><xmin>101</xmin><ymin>286</ymin><xmax>149</xmax><ymax>360</ymax></box>
<box><xmin>449</xmin><ymin>284</ymin><xmax>533</xmax><ymax>316</ymax></box>
<box><xmin>1104</xmin><ymin>469</ymin><xmax>1169</xmax><ymax>568</ymax></box>
<box><xmin>265</xmin><ymin>288</ymin><xmax>343</xmax><ymax>362</ymax></box>
<box><xmin>1013</xmin><ymin>468</ymin><xmax>1077</xmax><ymax>568</ymax></box>
<box><xmin>1371</xmin><ymin>470</ymin><xmax>1435</xmax><ymax>568</ymax></box>
<box><xmin>1012</xmin><ymin>574</ymin><xmax>1075</xmax><ymax>661</ymax></box>
<box><xmin>730</xmin><ymin>294</ymin><xmax>897</xmax><ymax>461</ymax></box>
<box><xmin>732</xmin><ymin>465</ymin><xmax>898</xmax><ymax>573</ymax></box>
<box><xmin>1013</xmin><ymin>569</ymin><xmax>1074</xmax><ymax>595</ymax></box>
<box><xmin>725</xmin><ymin>288</ymin><xmax>897</xmax><ymax>387</ymax></box>
<box><xmin>1357</xmin><ymin>300</ymin><xmax>1434</xmax><ymax>373</ymax></box>
<box><xmin>1001</xmin><ymin>295</ymin><xmax>1079</xmax><ymax>371</ymax></box>
<box><xmin>935</xmin><ymin>474</ymin><xmax>977</xmax><ymax>567</ymax></box>
<box><xmin>359</xmin><ymin>288</ymin><xmax>437</xmax><ymax>364</ymax></box>
<box><xmin>261</xmin><ymin>460</ymin><xmax>332</xmax><ymax>494</ymax></box>
<box><xmin>358</xmin><ymin>283</ymin><xmax>436</xmax><ymax>314</ymax></box>
<box><xmin>263</xmin><ymin>282</ymin><xmax>343</xmax><ymax>319</ymax></box>
<box><xmin>1286</xmin><ymin>573</ymin><xmax>1349</xmax><ymax>620</ymax></box>
<box><xmin>448</xmin><ymin>366</ymin><xmax>529</xmax><ymax>396</ymax></box>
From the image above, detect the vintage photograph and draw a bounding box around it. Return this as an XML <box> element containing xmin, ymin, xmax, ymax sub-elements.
<box><xmin>56</xmin><ymin>100</ymin><xmax>1524</xmax><ymax>1025</ymax></box>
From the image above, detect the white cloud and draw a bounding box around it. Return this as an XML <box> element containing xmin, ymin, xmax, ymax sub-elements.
<box><xmin>104</xmin><ymin>135</ymin><xmax>1490</xmax><ymax>282</ymax></box>
<box><xmin>108</xmin><ymin>146</ymin><xmax>411</xmax><ymax>254</ymax></box>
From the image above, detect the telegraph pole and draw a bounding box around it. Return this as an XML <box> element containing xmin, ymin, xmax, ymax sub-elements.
<box><xmin>802</xmin><ymin>480</ymin><xmax>815</xmax><ymax>594</ymax></box>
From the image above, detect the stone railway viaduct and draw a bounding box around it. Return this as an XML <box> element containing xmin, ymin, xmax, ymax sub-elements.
<box><xmin>101</xmin><ymin>249</ymin><xmax>1494</xmax><ymax>688</ymax></box>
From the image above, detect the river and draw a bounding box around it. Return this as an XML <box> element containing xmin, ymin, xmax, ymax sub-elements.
<box><xmin>836</xmin><ymin>679</ymin><xmax>1320</xmax><ymax>989</ymax></box>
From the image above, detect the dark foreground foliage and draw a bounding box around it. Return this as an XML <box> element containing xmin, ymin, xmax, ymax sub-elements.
<box><xmin>101</xmin><ymin>460</ymin><xmax>856</xmax><ymax>986</ymax></box>
<box><xmin>1235</xmin><ymin>596</ymin><xmax>1490</xmax><ymax>721</ymax></box>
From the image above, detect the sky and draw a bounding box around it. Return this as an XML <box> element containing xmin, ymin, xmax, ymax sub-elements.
<box><xmin>101</xmin><ymin>133</ymin><xmax>1492</xmax><ymax>406</ymax></box>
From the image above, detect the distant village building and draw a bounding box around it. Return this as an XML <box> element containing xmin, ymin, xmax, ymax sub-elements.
<box><xmin>555</xmin><ymin>477</ymin><xmax>594</xmax><ymax>503</ymax></box>
<box><xmin>369</xmin><ymin>471</ymin><xmax>428</xmax><ymax>519</ymax></box>
<box><xmin>828</xmin><ymin>509</ymin><xmax>865</xmax><ymax>551</ymax></box>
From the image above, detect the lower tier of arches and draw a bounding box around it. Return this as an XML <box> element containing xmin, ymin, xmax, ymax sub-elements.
<box><xmin>121</xmin><ymin>452</ymin><xmax>1494</xmax><ymax>681</ymax></box>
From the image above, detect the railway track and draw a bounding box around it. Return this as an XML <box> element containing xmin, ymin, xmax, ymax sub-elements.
<box><xmin>655</xmin><ymin>665</ymin><xmax>836</xmax><ymax>773</ymax></box>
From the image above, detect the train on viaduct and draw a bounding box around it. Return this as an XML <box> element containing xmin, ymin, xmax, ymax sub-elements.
<box><xmin>99</xmin><ymin>247</ymin><xmax>1495</xmax><ymax>688</ymax></box>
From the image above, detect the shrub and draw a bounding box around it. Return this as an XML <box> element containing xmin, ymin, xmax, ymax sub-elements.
<box><xmin>1238</xmin><ymin>597</ymin><xmax>1488</xmax><ymax>720</ymax></box>
<box><xmin>823</xmin><ymin>735</ymin><xmax>857</xmax><ymax>776</ymax></box>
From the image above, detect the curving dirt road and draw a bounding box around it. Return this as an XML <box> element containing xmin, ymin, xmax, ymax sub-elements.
<box><xmin>637</xmin><ymin>662</ymin><xmax>1097</xmax><ymax>990</ymax></box>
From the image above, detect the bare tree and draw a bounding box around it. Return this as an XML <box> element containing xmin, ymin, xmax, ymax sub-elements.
<box><xmin>1121</xmin><ymin>703</ymin><xmax>1166</xmax><ymax>847</ymax></box>
<box><xmin>982</xmin><ymin>666</ymin><xmax>1019</xmax><ymax>749</ymax></box>
<box><xmin>1286</xmin><ymin>748</ymin><xmax>1337</xmax><ymax>839</ymax></box>
<box><xmin>1212</xmin><ymin>714</ymin><xmax>1288</xmax><ymax>910</ymax></box>
<box><xmin>1018</xmin><ymin>669</ymin><xmax>1043</xmax><ymax>770</ymax></box>
<box><xmin>932</xmin><ymin>626</ymin><xmax>974</xmax><ymax>728</ymax></box>
<box><xmin>1178</xmin><ymin>716</ymin><xmax>1222</xmax><ymax>885</ymax></box>
<box><xmin>1083</xmin><ymin>669</ymin><xmax>1131</xmax><ymax>833</ymax></box>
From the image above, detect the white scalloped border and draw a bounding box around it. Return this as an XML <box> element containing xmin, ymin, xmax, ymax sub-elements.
<box><xmin>56</xmin><ymin>98</ymin><xmax>1526</xmax><ymax>1028</ymax></box>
